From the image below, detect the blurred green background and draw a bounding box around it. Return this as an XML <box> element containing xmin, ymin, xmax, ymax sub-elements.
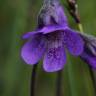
<box><xmin>0</xmin><ymin>0</ymin><xmax>96</xmax><ymax>96</ymax></box>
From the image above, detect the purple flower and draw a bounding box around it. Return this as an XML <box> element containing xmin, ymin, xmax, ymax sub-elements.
<box><xmin>21</xmin><ymin>0</ymin><xmax>84</xmax><ymax>72</ymax></box>
<box><xmin>80</xmin><ymin>33</ymin><xmax>96</xmax><ymax>68</ymax></box>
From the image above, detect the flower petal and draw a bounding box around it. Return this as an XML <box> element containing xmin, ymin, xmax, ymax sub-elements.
<box><xmin>23</xmin><ymin>25</ymin><xmax>68</xmax><ymax>39</ymax></box>
<box><xmin>56</xmin><ymin>7</ymin><xmax>68</xmax><ymax>25</ymax></box>
<box><xmin>64</xmin><ymin>28</ymin><xmax>84</xmax><ymax>56</ymax></box>
<box><xmin>41</xmin><ymin>25</ymin><xmax>68</xmax><ymax>34</ymax></box>
<box><xmin>21</xmin><ymin>35</ymin><xmax>46</xmax><ymax>64</ymax></box>
<box><xmin>43</xmin><ymin>42</ymin><xmax>66</xmax><ymax>72</ymax></box>
<box><xmin>22</xmin><ymin>31</ymin><xmax>43</xmax><ymax>39</ymax></box>
<box><xmin>80</xmin><ymin>52</ymin><xmax>96</xmax><ymax>68</ymax></box>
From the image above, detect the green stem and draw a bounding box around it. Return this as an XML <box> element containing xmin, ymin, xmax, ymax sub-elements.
<box><xmin>30</xmin><ymin>64</ymin><xmax>38</xmax><ymax>96</ymax></box>
<box><xmin>78</xmin><ymin>23</ymin><xmax>84</xmax><ymax>32</ymax></box>
<box><xmin>56</xmin><ymin>70</ymin><xmax>62</xmax><ymax>96</ymax></box>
